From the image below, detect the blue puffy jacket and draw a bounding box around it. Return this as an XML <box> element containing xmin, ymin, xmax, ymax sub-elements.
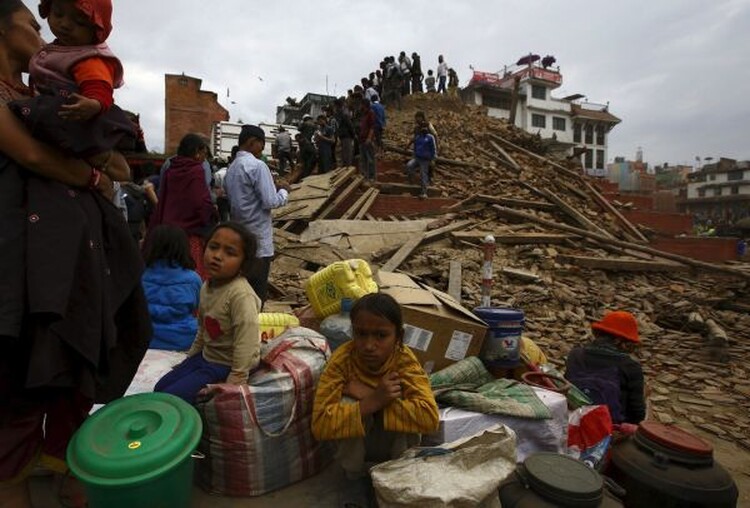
<box><xmin>142</xmin><ymin>261</ymin><xmax>201</xmax><ymax>350</ymax></box>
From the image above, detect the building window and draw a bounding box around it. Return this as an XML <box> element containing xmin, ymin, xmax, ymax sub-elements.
<box><xmin>709</xmin><ymin>174</ymin><xmax>716</xmax><ymax>181</ymax></box>
<box><xmin>698</xmin><ymin>188</ymin><xmax>706</xmax><ymax>197</ymax></box>
<box><xmin>483</xmin><ymin>95</ymin><xmax>511</xmax><ymax>110</ymax></box>
<box><xmin>731</xmin><ymin>186</ymin><xmax>739</xmax><ymax>195</ymax></box>
<box><xmin>585</xmin><ymin>124</ymin><xmax>593</xmax><ymax>144</ymax></box>
<box><xmin>573</xmin><ymin>123</ymin><xmax>581</xmax><ymax>142</ymax></box>
<box><xmin>596</xmin><ymin>150</ymin><xmax>605</xmax><ymax>169</ymax></box>
<box><xmin>553</xmin><ymin>117</ymin><xmax>566</xmax><ymax>131</ymax></box>
<box><xmin>531</xmin><ymin>114</ymin><xmax>546</xmax><ymax>128</ymax></box>
<box><xmin>728</xmin><ymin>170</ymin><xmax>743</xmax><ymax>181</ymax></box>
<box><xmin>596</xmin><ymin>126</ymin><xmax>605</xmax><ymax>145</ymax></box>
<box><xmin>531</xmin><ymin>85</ymin><xmax>546</xmax><ymax>100</ymax></box>
<box><xmin>716</xmin><ymin>187</ymin><xmax>723</xmax><ymax>196</ymax></box>
<box><xmin>584</xmin><ymin>149</ymin><xmax>593</xmax><ymax>169</ymax></box>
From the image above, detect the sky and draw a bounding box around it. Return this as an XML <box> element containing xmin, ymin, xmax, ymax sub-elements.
<box><xmin>22</xmin><ymin>0</ymin><xmax>750</xmax><ymax>167</ymax></box>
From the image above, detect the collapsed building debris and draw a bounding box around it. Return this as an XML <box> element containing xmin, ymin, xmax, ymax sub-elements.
<box><xmin>270</xmin><ymin>93</ymin><xmax>750</xmax><ymax>451</ymax></box>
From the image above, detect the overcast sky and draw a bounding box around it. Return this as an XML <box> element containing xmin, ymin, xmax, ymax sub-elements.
<box><xmin>23</xmin><ymin>0</ymin><xmax>750</xmax><ymax>166</ymax></box>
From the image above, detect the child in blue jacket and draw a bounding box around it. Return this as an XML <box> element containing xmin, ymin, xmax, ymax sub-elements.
<box><xmin>406</xmin><ymin>127</ymin><xmax>437</xmax><ymax>199</ymax></box>
<box><xmin>142</xmin><ymin>225</ymin><xmax>202</xmax><ymax>350</ymax></box>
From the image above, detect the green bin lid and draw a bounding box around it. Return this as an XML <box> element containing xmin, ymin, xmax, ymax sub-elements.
<box><xmin>67</xmin><ymin>393</ymin><xmax>202</xmax><ymax>487</ymax></box>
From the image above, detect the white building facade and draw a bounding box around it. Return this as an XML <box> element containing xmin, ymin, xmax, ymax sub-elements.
<box><xmin>682</xmin><ymin>158</ymin><xmax>750</xmax><ymax>222</ymax></box>
<box><xmin>461</xmin><ymin>61</ymin><xmax>620</xmax><ymax>176</ymax></box>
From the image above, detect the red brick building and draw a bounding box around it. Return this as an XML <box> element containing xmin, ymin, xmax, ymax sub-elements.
<box><xmin>164</xmin><ymin>73</ymin><xmax>228</xmax><ymax>155</ymax></box>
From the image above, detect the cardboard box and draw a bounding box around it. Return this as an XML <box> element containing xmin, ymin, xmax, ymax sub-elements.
<box><xmin>376</xmin><ymin>271</ymin><xmax>487</xmax><ymax>374</ymax></box>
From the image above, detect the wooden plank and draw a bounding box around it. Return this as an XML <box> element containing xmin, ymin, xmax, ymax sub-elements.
<box><xmin>339</xmin><ymin>188</ymin><xmax>374</xmax><ymax>220</ymax></box>
<box><xmin>273</xmin><ymin>203</ymin><xmax>308</xmax><ymax>219</ymax></box>
<box><xmin>451</xmin><ymin>232</ymin><xmax>575</xmax><ymax>244</ymax></box>
<box><xmin>582</xmin><ymin>180</ymin><xmax>649</xmax><ymax>243</ymax></box>
<box><xmin>559</xmin><ymin>180</ymin><xmax>590</xmax><ymax>201</ymax></box>
<box><xmin>476</xmin><ymin>194</ymin><xmax>557</xmax><ymax>212</ymax></box>
<box><xmin>501</xmin><ymin>267</ymin><xmax>542</xmax><ymax>282</ymax></box>
<box><xmin>353</xmin><ymin>189</ymin><xmax>380</xmax><ymax>220</ymax></box>
<box><xmin>379</xmin><ymin>219</ymin><xmax>474</xmax><ymax>272</ymax></box>
<box><xmin>424</xmin><ymin>219</ymin><xmax>474</xmax><ymax>240</ymax></box>
<box><xmin>381</xmin><ymin>234</ymin><xmax>425</xmax><ymax>272</ymax></box>
<box><xmin>383</xmin><ymin>142</ymin><xmax>483</xmax><ymax>169</ymax></box>
<box><xmin>374</xmin><ymin>182</ymin><xmax>441</xmax><ymax>197</ymax></box>
<box><xmin>273</xmin><ymin>228</ymin><xmax>301</xmax><ymax>243</ymax></box>
<box><xmin>447</xmin><ymin>261</ymin><xmax>463</xmax><ymax>303</ymax></box>
<box><xmin>488</xmin><ymin>132</ymin><xmax>580</xmax><ymax>179</ymax></box>
<box><xmin>538</xmin><ymin>188</ymin><xmax>615</xmax><ymax>238</ymax></box>
<box><xmin>557</xmin><ymin>255</ymin><xmax>689</xmax><ymax>273</ymax></box>
<box><xmin>316</xmin><ymin>175</ymin><xmax>364</xmax><ymax>219</ymax></box>
<box><xmin>492</xmin><ymin>205</ymin><xmax>750</xmax><ymax>281</ymax></box>
<box><xmin>476</xmin><ymin>146</ymin><xmax>521</xmax><ymax>174</ymax></box>
<box><xmin>488</xmin><ymin>139</ymin><xmax>522</xmax><ymax>171</ymax></box>
<box><xmin>330</xmin><ymin>166</ymin><xmax>357</xmax><ymax>188</ymax></box>
<box><xmin>442</xmin><ymin>193</ymin><xmax>478</xmax><ymax>212</ymax></box>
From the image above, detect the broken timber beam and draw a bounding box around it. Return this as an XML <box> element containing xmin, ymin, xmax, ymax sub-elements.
<box><xmin>451</xmin><ymin>232</ymin><xmax>576</xmax><ymax>245</ymax></box>
<box><xmin>340</xmin><ymin>187</ymin><xmax>376</xmax><ymax>220</ymax></box>
<box><xmin>476</xmin><ymin>194</ymin><xmax>557</xmax><ymax>212</ymax></box>
<box><xmin>538</xmin><ymin>188</ymin><xmax>615</xmax><ymax>239</ymax></box>
<box><xmin>353</xmin><ymin>188</ymin><xmax>379</xmax><ymax>220</ymax></box>
<box><xmin>273</xmin><ymin>203</ymin><xmax>308</xmax><ymax>219</ymax></box>
<box><xmin>317</xmin><ymin>176</ymin><xmax>364</xmax><ymax>219</ymax></box>
<box><xmin>557</xmin><ymin>254</ymin><xmax>689</xmax><ymax>273</ymax></box>
<box><xmin>476</xmin><ymin>145</ymin><xmax>520</xmax><ymax>174</ymax></box>
<box><xmin>273</xmin><ymin>228</ymin><xmax>301</xmax><ymax>243</ymax></box>
<box><xmin>493</xmin><ymin>205</ymin><xmax>750</xmax><ymax>281</ymax></box>
<box><xmin>383</xmin><ymin>142</ymin><xmax>483</xmax><ymax>169</ymax></box>
<box><xmin>381</xmin><ymin>235</ymin><xmax>425</xmax><ymax>272</ymax></box>
<box><xmin>379</xmin><ymin>219</ymin><xmax>474</xmax><ymax>272</ymax></box>
<box><xmin>488</xmin><ymin>132</ymin><xmax>582</xmax><ymax>179</ymax></box>
<box><xmin>488</xmin><ymin>139</ymin><xmax>522</xmax><ymax>171</ymax></box>
<box><xmin>582</xmin><ymin>180</ymin><xmax>649</xmax><ymax>243</ymax></box>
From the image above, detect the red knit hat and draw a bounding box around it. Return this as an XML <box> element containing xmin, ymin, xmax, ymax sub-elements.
<box><xmin>591</xmin><ymin>311</ymin><xmax>640</xmax><ymax>344</ymax></box>
<box><xmin>39</xmin><ymin>0</ymin><xmax>113</xmax><ymax>44</ymax></box>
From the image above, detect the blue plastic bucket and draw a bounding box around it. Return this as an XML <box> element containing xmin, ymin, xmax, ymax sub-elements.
<box><xmin>474</xmin><ymin>307</ymin><xmax>525</xmax><ymax>368</ymax></box>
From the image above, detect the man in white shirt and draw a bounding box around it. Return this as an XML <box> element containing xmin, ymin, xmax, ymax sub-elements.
<box><xmin>437</xmin><ymin>54</ymin><xmax>448</xmax><ymax>94</ymax></box>
<box><xmin>224</xmin><ymin>125</ymin><xmax>290</xmax><ymax>304</ymax></box>
<box><xmin>274</xmin><ymin>126</ymin><xmax>293</xmax><ymax>175</ymax></box>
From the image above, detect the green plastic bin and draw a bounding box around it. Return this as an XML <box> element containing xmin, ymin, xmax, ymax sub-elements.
<box><xmin>67</xmin><ymin>392</ymin><xmax>202</xmax><ymax>508</ymax></box>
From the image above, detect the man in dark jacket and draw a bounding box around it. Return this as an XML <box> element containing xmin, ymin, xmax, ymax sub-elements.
<box><xmin>565</xmin><ymin>311</ymin><xmax>646</xmax><ymax>424</ymax></box>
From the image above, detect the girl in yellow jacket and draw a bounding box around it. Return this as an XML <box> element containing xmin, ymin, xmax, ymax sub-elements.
<box><xmin>312</xmin><ymin>293</ymin><xmax>439</xmax><ymax>478</ymax></box>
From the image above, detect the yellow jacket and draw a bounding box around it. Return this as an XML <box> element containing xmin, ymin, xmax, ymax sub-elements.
<box><xmin>312</xmin><ymin>341</ymin><xmax>439</xmax><ymax>440</ymax></box>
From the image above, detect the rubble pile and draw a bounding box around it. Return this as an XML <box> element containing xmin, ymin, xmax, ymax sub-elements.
<box><xmin>271</xmin><ymin>92</ymin><xmax>750</xmax><ymax>450</ymax></box>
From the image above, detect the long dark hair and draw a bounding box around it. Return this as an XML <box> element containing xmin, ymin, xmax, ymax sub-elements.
<box><xmin>143</xmin><ymin>225</ymin><xmax>195</xmax><ymax>269</ymax></box>
<box><xmin>351</xmin><ymin>293</ymin><xmax>405</xmax><ymax>342</ymax></box>
<box><xmin>0</xmin><ymin>1</ymin><xmax>26</xmax><ymax>25</ymax></box>
<box><xmin>204</xmin><ymin>222</ymin><xmax>257</xmax><ymax>277</ymax></box>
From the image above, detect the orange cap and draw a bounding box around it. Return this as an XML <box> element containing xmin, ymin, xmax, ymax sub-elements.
<box><xmin>591</xmin><ymin>311</ymin><xmax>640</xmax><ymax>343</ymax></box>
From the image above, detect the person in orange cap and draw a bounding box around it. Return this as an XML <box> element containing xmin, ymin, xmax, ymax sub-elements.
<box><xmin>565</xmin><ymin>311</ymin><xmax>646</xmax><ymax>424</ymax></box>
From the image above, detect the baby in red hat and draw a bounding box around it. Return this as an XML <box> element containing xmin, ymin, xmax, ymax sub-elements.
<box><xmin>9</xmin><ymin>0</ymin><xmax>134</xmax><ymax>175</ymax></box>
<box><xmin>564</xmin><ymin>311</ymin><xmax>646</xmax><ymax>425</ymax></box>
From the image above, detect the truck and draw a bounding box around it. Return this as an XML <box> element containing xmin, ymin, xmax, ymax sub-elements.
<box><xmin>210</xmin><ymin>121</ymin><xmax>299</xmax><ymax>163</ymax></box>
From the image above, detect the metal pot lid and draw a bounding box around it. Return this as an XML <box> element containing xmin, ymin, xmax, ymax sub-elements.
<box><xmin>638</xmin><ymin>421</ymin><xmax>713</xmax><ymax>457</ymax></box>
<box><xmin>523</xmin><ymin>452</ymin><xmax>603</xmax><ymax>506</ymax></box>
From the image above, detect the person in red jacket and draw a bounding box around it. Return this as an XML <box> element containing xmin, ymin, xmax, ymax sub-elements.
<box><xmin>358</xmin><ymin>97</ymin><xmax>377</xmax><ymax>183</ymax></box>
<box><xmin>147</xmin><ymin>134</ymin><xmax>217</xmax><ymax>279</ymax></box>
